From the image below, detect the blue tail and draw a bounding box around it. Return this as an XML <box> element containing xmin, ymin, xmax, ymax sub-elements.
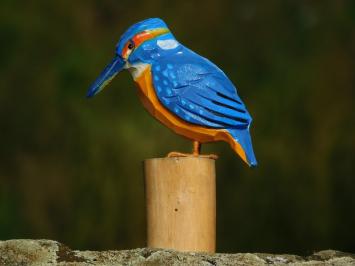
<box><xmin>228</xmin><ymin>128</ymin><xmax>257</xmax><ymax>167</ymax></box>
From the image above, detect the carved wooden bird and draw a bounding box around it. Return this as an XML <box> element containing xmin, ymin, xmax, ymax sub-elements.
<box><xmin>87</xmin><ymin>18</ymin><xmax>257</xmax><ymax>167</ymax></box>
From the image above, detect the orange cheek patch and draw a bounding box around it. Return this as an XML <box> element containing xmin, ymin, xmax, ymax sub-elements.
<box><xmin>122</xmin><ymin>31</ymin><xmax>153</xmax><ymax>58</ymax></box>
<box><xmin>122</xmin><ymin>28</ymin><xmax>169</xmax><ymax>58</ymax></box>
<box><xmin>122</xmin><ymin>43</ymin><xmax>130</xmax><ymax>58</ymax></box>
<box><xmin>133</xmin><ymin>31</ymin><xmax>154</xmax><ymax>47</ymax></box>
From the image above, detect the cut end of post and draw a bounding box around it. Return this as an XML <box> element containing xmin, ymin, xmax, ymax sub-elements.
<box><xmin>144</xmin><ymin>156</ymin><xmax>216</xmax><ymax>252</ymax></box>
<box><xmin>145</xmin><ymin>155</ymin><xmax>217</xmax><ymax>163</ymax></box>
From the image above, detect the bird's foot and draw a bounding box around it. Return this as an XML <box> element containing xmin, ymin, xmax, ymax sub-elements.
<box><xmin>167</xmin><ymin>151</ymin><xmax>218</xmax><ymax>160</ymax></box>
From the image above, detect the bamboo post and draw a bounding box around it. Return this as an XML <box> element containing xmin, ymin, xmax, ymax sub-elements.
<box><xmin>144</xmin><ymin>157</ymin><xmax>216</xmax><ymax>252</ymax></box>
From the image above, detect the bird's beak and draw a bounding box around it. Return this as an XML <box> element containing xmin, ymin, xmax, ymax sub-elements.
<box><xmin>86</xmin><ymin>56</ymin><xmax>125</xmax><ymax>98</ymax></box>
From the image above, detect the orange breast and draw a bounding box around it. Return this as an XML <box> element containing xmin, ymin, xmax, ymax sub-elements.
<box><xmin>134</xmin><ymin>66</ymin><xmax>247</xmax><ymax>162</ymax></box>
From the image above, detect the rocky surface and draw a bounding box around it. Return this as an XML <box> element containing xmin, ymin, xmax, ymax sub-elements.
<box><xmin>0</xmin><ymin>239</ymin><xmax>354</xmax><ymax>265</ymax></box>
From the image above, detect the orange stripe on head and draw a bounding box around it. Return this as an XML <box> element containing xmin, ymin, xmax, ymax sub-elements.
<box><xmin>122</xmin><ymin>28</ymin><xmax>169</xmax><ymax>59</ymax></box>
<box><xmin>121</xmin><ymin>42</ymin><xmax>132</xmax><ymax>59</ymax></box>
<box><xmin>132</xmin><ymin>31</ymin><xmax>154</xmax><ymax>47</ymax></box>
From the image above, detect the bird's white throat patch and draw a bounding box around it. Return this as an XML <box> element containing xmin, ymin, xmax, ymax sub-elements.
<box><xmin>125</xmin><ymin>62</ymin><xmax>149</xmax><ymax>80</ymax></box>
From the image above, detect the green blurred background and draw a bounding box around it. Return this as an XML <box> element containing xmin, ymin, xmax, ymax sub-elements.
<box><xmin>1</xmin><ymin>0</ymin><xmax>354</xmax><ymax>254</ymax></box>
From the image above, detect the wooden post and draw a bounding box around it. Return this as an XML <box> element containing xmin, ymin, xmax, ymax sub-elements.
<box><xmin>144</xmin><ymin>157</ymin><xmax>216</xmax><ymax>252</ymax></box>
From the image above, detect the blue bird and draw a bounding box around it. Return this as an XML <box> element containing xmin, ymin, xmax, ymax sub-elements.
<box><xmin>87</xmin><ymin>18</ymin><xmax>257</xmax><ymax>167</ymax></box>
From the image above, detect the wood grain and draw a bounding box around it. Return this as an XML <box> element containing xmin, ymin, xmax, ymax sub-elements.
<box><xmin>144</xmin><ymin>157</ymin><xmax>216</xmax><ymax>252</ymax></box>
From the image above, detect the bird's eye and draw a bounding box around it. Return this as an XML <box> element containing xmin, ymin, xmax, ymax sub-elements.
<box><xmin>128</xmin><ymin>42</ymin><xmax>135</xmax><ymax>50</ymax></box>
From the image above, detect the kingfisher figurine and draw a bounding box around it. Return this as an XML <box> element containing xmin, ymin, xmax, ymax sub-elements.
<box><xmin>87</xmin><ymin>18</ymin><xmax>257</xmax><ymax>167</ymax></box>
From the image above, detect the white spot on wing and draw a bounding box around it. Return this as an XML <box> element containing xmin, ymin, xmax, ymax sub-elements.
<box><xmin>157</xmin><ymin>39</ymin><xmax>178</xmax><ymax>50</ymax></box>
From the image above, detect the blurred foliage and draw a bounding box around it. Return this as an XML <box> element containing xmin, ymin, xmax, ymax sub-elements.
<box><xmin>0</xmin><ymin>0</ymin><xmax>354</xmax><ymax>254</ymax></box>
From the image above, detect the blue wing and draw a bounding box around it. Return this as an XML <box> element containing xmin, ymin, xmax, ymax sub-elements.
<box><xmin>151</xmin><ymin>48</ymin><xmax>252</xmax><ymax>129</ymax></box>
<box><xmin>151</xmin><ymin>47</ymin><xmax>257</xmax><ymax>166</ymax></box>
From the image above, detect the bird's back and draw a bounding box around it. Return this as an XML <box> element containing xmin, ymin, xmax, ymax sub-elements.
<box><xmin>151</xmin><ymin>46</ymin><xmax>251</xmax><ymax>129</ymax></box>
<box><xmin>150</xmin><ymin>46</ymin><xmax>257</xmax><ymax>166</ymax></box>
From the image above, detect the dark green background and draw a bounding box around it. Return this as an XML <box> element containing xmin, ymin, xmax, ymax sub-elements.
<box><xmin>1</xmin><ymin>0</ymin><xmax>354</xmax><ymax>254</ymax></box>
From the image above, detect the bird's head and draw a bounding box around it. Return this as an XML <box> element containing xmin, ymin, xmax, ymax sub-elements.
<box><xmin>87</xmin><ymin>18</ymin><xmax>178</xmax><ymax>98</ymax></box>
